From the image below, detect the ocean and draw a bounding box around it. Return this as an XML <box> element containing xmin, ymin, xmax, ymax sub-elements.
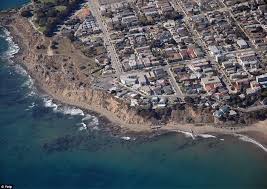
<box><xmin>1</xmin><ymin>1</ymin><xmax>267</xmax><ymax>189</ymax></box>
<box><xmin>0</xmin><ymin>0</ymin><xmax>29</xmax><ymax>10</ymax></box>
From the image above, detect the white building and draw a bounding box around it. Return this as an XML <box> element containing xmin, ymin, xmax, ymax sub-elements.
<box><xmin>256</xmin><ymin>73</ymin><xmax>267</xmax><ymax>88</ymax></box>
<box><xmin>237</xmin><ymin>39</ymin><xmax>248</xmax><ymax>49</ymax></box>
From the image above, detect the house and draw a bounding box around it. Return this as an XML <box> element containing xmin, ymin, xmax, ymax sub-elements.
<box><xmin>256</xmin><ymin>73</ymin><xmax>267</xmax><ymax>88</ymax></box>
<box><xmin>180</xmin><ymin>50</ymin><xmax>190</xmax><ymax>60</ymax></box>
<box><xmin>237</xmin><ymin>39</ymin><xmax>248</xmax><ymax>49</ymax></box>
<box><xmin>153</xmin><ymin>68</ymin><xmax>167</xmax><ymax>79</ymax></box>
<box><xmin>139</xmin><ymin>74</ymin><xmax>148</xmax><ymax>85</ymax></box>
<box><xmin>238</xmin><ymin>54</ymin><xmax>258</xmax><ymax>71</ymax></box>
<box><xmin>159</xmin><ymin>97</ymin><xmax>167</xmax><ymax>105</ymax></box>
<box><xmin>213</xmin><ymin>105</ymin><xmax>230</xmax><ymax>118</ymax></box>
<box><xmin>146</xmin><ymin>71</ymin><xmax>156</xmax><ymax>81</ymax></box>
<box><xmin>222</xmin><ymin>61</ymin><xmax>234</xmax><ymax>69</ymax></box>
<box><xmin>163</xmin><ymin>85</ymin><xmax>173</xmax><ymax>95</ymax></box>
<box><xmin>232</xmin><ymin>78</ymin><xmax>250</xmax><ymax>91</ymax></box>
<box><xmin>130</xmin><ymin>99</ymin><xmax>139</xmax><ymax>107</ymax></box>
<box><xmin>250</xmin><ymin>80</ymin><xmax>261</xmax><ymax>91</ymax></box>
<box><xmin>201</xmin><ymin>76</ymin><xmax>222</xmax><ymax>93</ymax></box>
<box><xmin>168</xmin><ymin>52</ymin><xmax>183</xmax><ymax>63</ymax></box>
<box><xmin>140</xmin><ymin>85</ymin><xmax>152</xmax><ymax>95</ymax></box>
<box><xmin>208</xmin><ymin>45</ymin><xmax>220</xmax><ymax>56</ymax></box>
<box><xmin>120</xmin><ymin>74</ymin><xmax>138</xmax><ymax>86</ymax></box>
<box><xmin>121</xmin><ymin>15</ymin><xmax>139</xmax><ymax>26</ymax></box>
<box><xmin>187</xmin><ymin>48</ymin><xmax>198</xmax><ymax>59</ymax></box>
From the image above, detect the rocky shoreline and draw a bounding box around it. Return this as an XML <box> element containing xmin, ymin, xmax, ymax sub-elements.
<box><xmin>1</xmin><ymin>9</ymin><xmax>267</xmax><ymax>149</ymax></box>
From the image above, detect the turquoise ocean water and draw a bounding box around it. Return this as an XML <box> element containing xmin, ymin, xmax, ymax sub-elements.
<box><xmin>1</xmin><ymin>1</ymin><xmax>267</xmax><ymax>189</ymax></box>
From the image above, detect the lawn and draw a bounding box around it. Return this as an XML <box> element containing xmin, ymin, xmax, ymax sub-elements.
<box><xmin>55</xmin><ymin>5</ymin><xmax>67</xmax><ymax>12</ymax></box>
<box><xmin>39</xmin><ymin>0</ymin><xmax>57</xmax><ymax>4</ymax></box>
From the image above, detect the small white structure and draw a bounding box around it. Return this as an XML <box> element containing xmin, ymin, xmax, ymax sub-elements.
<box><xmin>208</xmin><ymin>45</ymin><xmax>220</xmax><ymax>56</ymax></box>
<box><xmin>237</xmin><ymin>39</ymin><xmax>248</xmax><ymax>49</ymax></box>
<box><xmin>120</xmin><ymin>74</ymin><xmax>138</xmax><ymax>86</ymax></box>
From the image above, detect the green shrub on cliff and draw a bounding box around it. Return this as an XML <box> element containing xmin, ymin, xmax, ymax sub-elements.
<box><xmin>33</xmin><ymin>0</ymin><xmax>83</xmax><ymax>36</ymax></box>
<box><xmin>21</xmin><ymin>10</ymin><xmax>33</xmax><ymax>17</ymax></box>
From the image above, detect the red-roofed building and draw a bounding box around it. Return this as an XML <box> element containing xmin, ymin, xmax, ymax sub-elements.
<box><xmin>187</xmin><ymin>48</ymin><xmax>197</xmax><ymax>59</ymax></box>
<box><xmin>201</xmin><ymin>76</ymin><xmax>222</xmax><ymax>94</ymax></box>
<box><xmin>179</xmin><ymin>50</ymin><xmax>189</xmax><ymax>60</ymax></box>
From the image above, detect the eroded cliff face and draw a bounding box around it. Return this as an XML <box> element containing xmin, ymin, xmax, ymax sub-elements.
<box><xmin>58</xmin><ymin>87</ymin><xmax>151</xmax><ymax>125</ymax></box>
<box><xmin>2</xmin><ymin>12</ymin><xmax>215</xmax><ymax>128</ymax></box>
<box><xmin>29</xmin><ymin>51</ymin><xmax>153</xmax><ymax>126</ymax></box>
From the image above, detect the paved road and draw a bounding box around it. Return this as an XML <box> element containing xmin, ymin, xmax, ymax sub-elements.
<box><xmin>166</xmin><ymin>66</ymin><xmax>185</xmax><ymax>99</ymax></box>
<box><xmin>88</xmin><ymin>0</ymin><xmax>123</xmax><ymax>75</ymax></box>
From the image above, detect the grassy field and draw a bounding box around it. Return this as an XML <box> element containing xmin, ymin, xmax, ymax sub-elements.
<box><xmin>55</xmin><ymin>5</ymin><xmax>67</xmax><ymax>12</ymax></box>
<box><xmin>39</xmin><ymin>0</ymin><xmax>57</xmax><ymax>4</ymax></box>
<box><xmin>38</xmin><ymin>26</ymin><xmax>46</xmax><ymax>33</ymax></box>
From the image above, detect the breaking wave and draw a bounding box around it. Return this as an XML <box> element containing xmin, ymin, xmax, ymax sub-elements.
<box><xmin>43</xmin><ymin>97</ymin><xmax>87</xmax><ymax>117</ymax></box>
<box><xmin>197</xmin><ymin>134</ymin><xmax>217</xmax><ymax>139</ymax></box>
<box><xmin>0</xmin><ymin>27</ymin><xmax>36</xmax><ymax>97</ymax></box>
<box><xmin>43</xmin><ymin>97</ymin><xmax>99</xmax><ymax>131</ymax></box>
<box><xmin>121</xmin><ymin>136</ymin><xmax>131</xmax><ymax>141</ymax></box>
<box><xmin>177</xmin><ymin>130</ymin><xmax>218</xmax><ymax>141</ymax></box>
<box><xmin>235</xmin><ymin>134</ymin><xmax>267</xmax><ymax>153</ymax></box>
<box><xmin>78</xmin><ymin>122</ymin><xmax>87</xmax><ymax>131</ymax></box>
<box><xmin>61</xmin><ymin>107</ymin><xmax>85</xmax><ymax>116</ymax></box>
<box><xmin>26</xmin><ymin>102</ymin><xmax>36</xmax><ymax>111</ymax></box>
<box><xmin>177</xmin><ymin>130</ymin><xmax>196</xmax><ymax>140</ymax></box>
<box><xmin>14</xmin><ymin>64</ymin><xmax>37</xmax><ymax>97</ymax></box>
<box><xmin>43</xmin><ymin>98</ymin><xmax>58</xmax><ymax>112</ymax></box>
<box><xmin>82</xmin><ymin>114</ymin><xmax>99</xmax><ymax>126</ymax></box>
<box><xmin>0</xmin><ymin>27</ymin><xmax>20</xmax><ymax>59</ymax></box>
<box><xmin>13</xmin><ymin>64</ymin><xmax>28</xmax><ymax>76</ymax></box>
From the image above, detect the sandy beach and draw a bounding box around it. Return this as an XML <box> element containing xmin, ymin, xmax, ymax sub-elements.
<box><xmin>37</xmin><ymin>79</ymin><xmax>267</xmax><ymax>149</ymax></box>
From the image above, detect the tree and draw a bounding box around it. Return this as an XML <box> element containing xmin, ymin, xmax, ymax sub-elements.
<box><xmin>21</xmin><ymin>10</ymin><xmax>33</xmax><ymax>17</ymax></box>
<box><xmin>261</xmin><ymin>89</ymin><xmax>267</xmax><ymax>99</ymax></box>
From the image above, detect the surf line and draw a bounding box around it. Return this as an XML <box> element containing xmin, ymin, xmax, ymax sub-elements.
<box><xmin>176</xmin><ymin>129</ymin><xmax>217</xmax><ymax>140</ymax></box>
<box><xmin>234</xmin><ymin>133</ymin><xmax>267</xmax><ymax>153</ymax></box>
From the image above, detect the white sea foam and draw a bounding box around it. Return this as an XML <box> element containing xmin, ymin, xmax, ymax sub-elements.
<box><xmin>91</xmin><ymin>116</ymin><xmax>99</xmax><ymax>126</ymax></box>
<box><xmin>92</xmin><ymin>126</ymin><xmax>100</xmax><ymax>131</ymax></box>
<box><xmin>0</xmin><ymin>27</ymin><xmax>20</xmax><ymax>59</ymax></box>
<box><xmin>78</xmin><ymin>122</ymin><xmax>87</xmax><ymax>131</ymax></box>
<box><xmin>43</xmin><ymin>98</ymin><xmax>59</xmax><ymax>112</ymax></box>
<box><xmin>61</xmin><ymin>106</ymin><xmax>85</xmax><ymax>116</ymax></box>
<box><xmin>220</xmin><ymin>138</ymin><xmax>225</xmax><ymax>141</ymax></box>
<box><xmin>82</xmin><ymin>114</ymin><xmax>99</xmax><ymax>126</ymax></box>
<box><xmin>43</xmin><ymin>97</ymin><xmax>100</xmax><ymax>131</ymax></box>
<box><xmin>25</xmin><ymin>102</ymin><xmax>36</xmax><ymax>111</ymax></box>
<box><xmin>28</xmin><ymin>102</ymin><xmax>36</xmax><ymax>108</ymax></box>
<box><xmin>121</xmin><ymin>136</ymin><xmax>131</xmax><ymax>141</ymax></box>
<box><xmin>43</xmin><ymin>97</ymin><xmax>85</xmax><ymax>116</ymax></box>
<box><xmin>177</xmin><ymin>131</ymin><xmax>195</xmax><ymax>140</ymax></box>
<box><xmin>13</xmin><ymin>64</ymin><xmax>28</xmax><ymax>76</ymax></box>
<box><xmin>22</xmin><ymin>75</ymin><xmax>37</xmax><ymax>96</ymax></box>
<box><xmin>235</xmin><ymin>134</ymin><xmax>267</xmax><ymax>153</ymax></box>
<box><xmin>0</xmin><ymin>27</ymin><xmax>36</xmax><ymax>97</ymax></box>
<box><xmin>177</xmin><ymin>130</ymin><xmax>217</xmax><ymax>140</ymax></box>
<box><xmin>13</xmin><ymin>64</ymin><xmax>37</xmax><ymax>97</ymax></box>
<box><xmin>196</xmin><ymin>134</ymin><xmax>217</xmax><ymax>139</ymax></box>
<box><xmin>0</xmin><ymin>29</ymin><xmax>36</xmax><ymax>98</ymax></box>
<box><xmin>82</xmin><ymin>115</ymin><xmax>93</xmax><ymax>121</ymax></box>
<box><xmin>22</xmin><ymin>78</ymin><xmax>33</xmax><ymax>88</ymax></box>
